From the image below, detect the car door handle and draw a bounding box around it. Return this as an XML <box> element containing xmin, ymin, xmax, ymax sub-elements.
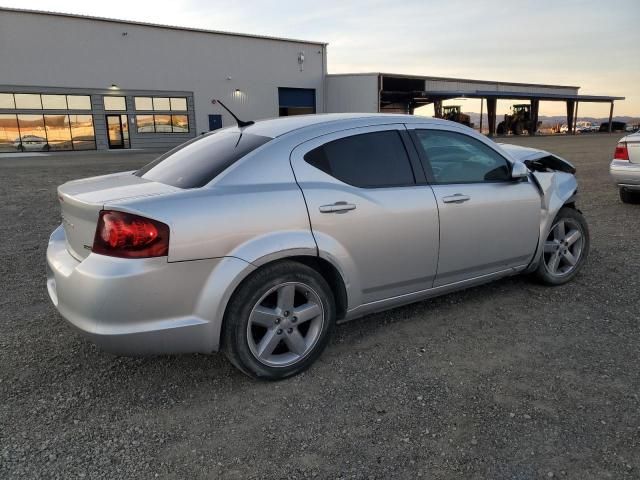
<box><xmin>319</xmin><ymin>201</ymin><xmax>357</xmax><ymax>213</ymax></box>
<box><xmin>442</xmin><ymin>194</ymin><xmax>470</xmax><ymax>204</ymax></box>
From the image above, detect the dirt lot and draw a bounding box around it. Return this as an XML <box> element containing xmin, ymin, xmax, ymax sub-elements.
<box><xmin>1</xmin><ymin>134</ymin><xmax>638</xmax><ymax>479</ymax></box>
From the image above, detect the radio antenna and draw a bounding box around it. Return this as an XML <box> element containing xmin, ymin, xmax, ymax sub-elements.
<box><xmin>211</xmin><ymin>99</ymin><xmax>254</xmax><ymax>128</ymax></box>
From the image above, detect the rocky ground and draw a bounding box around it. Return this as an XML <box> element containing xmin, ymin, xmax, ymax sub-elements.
<box><xmin>1</xmin><ymin>134</ymin><xmax>638</xmax><ymax>479</ymax></box>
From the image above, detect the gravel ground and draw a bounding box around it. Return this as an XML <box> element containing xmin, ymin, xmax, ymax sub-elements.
<box><xmin>1</xmin><ymin>134</ymin><xmax>638</xmax><ymax>479</ymax></box>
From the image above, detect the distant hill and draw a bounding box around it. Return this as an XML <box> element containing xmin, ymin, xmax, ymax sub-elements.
<box><xmin>463</xmin><ymin>113</ymin><xmax>639</xmax><ymax>127</ymax></box>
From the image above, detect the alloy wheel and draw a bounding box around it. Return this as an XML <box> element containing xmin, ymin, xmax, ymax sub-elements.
<box><xmin>543</xmin><ymin>218</ymin><xmax>584</xmax><ymax>277</ymax></box>
<box><xmin>247</xmin><ymin>282</ymin><xmax>325</xmax><ymax>367</ymax></box>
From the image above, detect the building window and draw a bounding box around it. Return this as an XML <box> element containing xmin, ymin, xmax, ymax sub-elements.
<box><xmin>42</xmin><ymin>95</ymin><xmax>68</xmax><ymax>110</ymax></box>
<box><xmin>104</xmin><ymin>96</ymin><xmax>126</xmax><ymax>111</ymax></box>
<box><xmin>0</xmin><ymin>114</ymin><xmax>20</xmax><ymax>152</ymax></box>
<box><xmin>44</xmin><ymin>114</ymin><xmax>72</xmax><ymax>150</ymax></box>
<box><xmin>170</xmin><ymin>97</ymin><xmax>187</xmax><ymax>111</ymax></box>
<box><xmin>154</xmin><ymin>114</ymin><xmax>173</xmax><ymax>133</ymax></box>
<box><xmin>66</xmin><ymin>95</ymin><xmax>91</xmax><ymax>110</ymax></box>
<box><xmin>14</xmin><ymin>94</ymin><xmax>43</xmax><ymax>109</ymax></box>
<box><xmin>172</xmin><ymin>115</ymin><xmax>189</xmax><ymax>132</ymax></box>
<box><xmin>136</xmin><ymin>115</ymin><xmax>155</xmax><ymax>133</ymax></box>
<box><xmin>0</xmin><ymin>113</ymin><xmax>96</xmax><ymax>152</ymax></box>
<box><xmin>134</xmin><ymin>97</ymin><xmax>153</xmax><ymax>110</ymax></box>
<box><xmin>135</xmin><ymin>96</ymin><xmax>188</xmax><ymax>111</ymax></box>
<box><xmin>136</xmin><ymin>114</ymin><xmax>190</xmax><ymax>133</ymax></box>
<box><xmin>152</xmin><ymin>97</ymin><xmax>170</xmax><ymax>111</ymax></box>
<box><xmin>70</xmin><ymin>115</ymin><xmax>96</xmax><ymax>150</ymax></box>
<box><xmin>0</xmin><ymin>93</ymin><xmax>15</xmax><ymax>109</ymax></box>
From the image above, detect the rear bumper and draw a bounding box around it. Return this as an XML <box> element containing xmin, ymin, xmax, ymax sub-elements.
<box><xmin>46</xmin><ymin>225</ymin><xmax>253</xmax><ymax>355</ymax></box>
<box><xmin>610</xmin><ymin>160</ymin><xmax>640</xmax><ymax>189</ymax></box>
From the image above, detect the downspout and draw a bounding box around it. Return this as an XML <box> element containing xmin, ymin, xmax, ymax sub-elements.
<box><xmin>322</xmin><ymin>44</ymin><xmax>328</xmax><ymax>114</ymax></box>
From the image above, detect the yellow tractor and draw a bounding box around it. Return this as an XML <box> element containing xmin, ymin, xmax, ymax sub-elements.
<box><xmin>497</xmin><ymin>104</ymin><xmax>535</xmax><ymax>135</ymax></box>
<box><xmin>441</xmin><ymin>105</ymin><xmax>474</xmax><ymax>128</ymax></box>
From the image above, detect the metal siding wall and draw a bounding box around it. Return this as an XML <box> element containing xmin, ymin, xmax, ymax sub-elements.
<box><xmin>326</xmin><ymin>75</ymin><xmax>379</xmax><ymax>113</ymax></box>
<box><xmin>91</xmin><ymin>94</ymin><xmax>108</xmax><ymax>150</ymax></box>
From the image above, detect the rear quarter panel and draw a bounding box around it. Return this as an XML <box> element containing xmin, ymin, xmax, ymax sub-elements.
<box><xmin>108</xmin><ymin>141</ymin><xmax>317</xmax><ymax>264</ymax></box>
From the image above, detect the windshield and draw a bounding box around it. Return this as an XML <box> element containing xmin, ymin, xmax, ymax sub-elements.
<box><xmin>135</xmin><ymin>131</ymin><xmax>271</xmax><ymax>188</ymax></box>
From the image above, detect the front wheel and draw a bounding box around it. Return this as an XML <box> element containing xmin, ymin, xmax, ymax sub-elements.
<box><xmin>222</xmin><ymin>261</ymin><xmax>335</xmax><ymax>380</ymax></box>
<box><xmin>534</xmin><ymin>207</ymin><xmax>590</xmax><ymax>285</ymax></box>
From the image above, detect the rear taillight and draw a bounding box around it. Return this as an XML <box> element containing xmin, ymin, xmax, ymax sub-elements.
<box><xmin>92</xmin><ymin>210</ymin><xmax>169</xmax><ymax>258</ymax></box>
<box><xmin>614</xmin><ymin>142</ymin><xmax>629</xmax><ymax>160</ymax></box>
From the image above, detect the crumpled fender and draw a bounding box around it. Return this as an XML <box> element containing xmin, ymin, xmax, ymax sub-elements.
<box><xmin>525</xmin><ymin>170</ymin><xmax>578</xmax><ymax>272</ymax></box>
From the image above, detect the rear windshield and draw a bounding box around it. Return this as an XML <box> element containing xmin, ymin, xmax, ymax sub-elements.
<box><xmin>135</xmin><ymin>131</ymin><xmax>271</xmax><ymax>188</ymax></box>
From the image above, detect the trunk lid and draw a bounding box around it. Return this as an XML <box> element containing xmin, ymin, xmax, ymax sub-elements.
<box><xmin>623</xmin><ymin>132</ymin><xmax>640</xmax><ymax>164</ymax></box>
<box><xmin>57</xmin><ymin>171</ymin><xmax>179</xmax><ymax>260</ymax></box>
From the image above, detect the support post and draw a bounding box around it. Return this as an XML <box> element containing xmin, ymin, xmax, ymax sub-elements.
<box><xmin>530</xmin><ymin>99</ymin><xmax>539</xmax><ymax>136</ymax></box>
<box><xmin>479</xmin><ymin>98</ymin><xmax>484</xmax><ymax>134</ymax></box>
<box><xmin>433</xmin><ymin>100</ymin><xmax>443</xmax><ymax>118</ymax></box>
<box><xmin>487</xmin><ymin>98</ymin><xmax>497</xmax><ymax>136</ymax></box>
<box><xmin>608</xmin><ymin>101</ymin><xmax>614</xmax><ymax>133</ymax></box>
<box><xmin>573</xmin><ymin>102</ymin><xmax>579</xmax><ymax>135</ymax></box>
<box><xmin>566</xmin><ymin>100</ymin><xmax>575</xmax><ymax>135</ymax></box>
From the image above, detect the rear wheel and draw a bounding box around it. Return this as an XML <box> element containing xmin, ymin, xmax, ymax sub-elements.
<box><xmin>534</xmin><ymin>207</ymin><xmax>589</xmax><ymax>285</ymax></box>
<box><xmin>223</xmin><ymin>261</ymin><xmax>335</xmax><ymax>380</ymax></box>
<box><xmin>620</xmin><ymin>187</ymin><xmax>640</xmax><ymax>204</ymax></box>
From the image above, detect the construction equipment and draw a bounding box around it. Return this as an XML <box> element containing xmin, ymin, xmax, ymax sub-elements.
<box><xmin>441</xmin><ymin>105</ymin><xmax>474</xmax><ymax>128</ymax></box>
<box><xmin>497</xmin><ymin>104</ymin><xmax>538</xmax><ymax>135</ymax></box>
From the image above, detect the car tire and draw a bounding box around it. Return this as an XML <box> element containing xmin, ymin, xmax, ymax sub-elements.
<box><xmin>222</xmin><ymin>260</ymin><xmax>336</xmax><ymax>380</ymax></box>
<box><xmin>620</xmin><ymin>187</ymin><xmax>640</xmax><ymax>204</ymax></box>
<box><xmin>534</xmin><ymin>207</ymin><xmax>590</xmax><ymax>286</ymax></box>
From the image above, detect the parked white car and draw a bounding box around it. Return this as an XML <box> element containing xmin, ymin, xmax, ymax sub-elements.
<box><xmin>610</xmin><ymin>131</ymin><xmax>640</xmax><ymax>203</ymax></box>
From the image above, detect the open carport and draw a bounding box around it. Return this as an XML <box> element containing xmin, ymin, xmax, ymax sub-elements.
<box><xmin>327</xmin><ymin>72</ymin><xmax>624</xmax><ymax>135</ymax></box>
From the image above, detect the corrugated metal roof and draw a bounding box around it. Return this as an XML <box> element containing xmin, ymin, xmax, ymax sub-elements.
<box><xmin>0</xmin><ymin>6</ymin><xmax>327</xmax><ymax>46</ymax></box>
<box><xmin>474</xmin><ymin>91</ymin><xmax>625</xmax><ymax>101</ymax></box>
<box><xmin>329</xmin><ymin>72</ymin><xmax>581</xmax><ymax>90</ymax></box>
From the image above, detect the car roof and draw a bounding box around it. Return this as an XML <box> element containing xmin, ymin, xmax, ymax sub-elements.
<box><xmin>233</xmin><ymin>113</ymin><xmax>455</xmax><ymax>139</ymax></box>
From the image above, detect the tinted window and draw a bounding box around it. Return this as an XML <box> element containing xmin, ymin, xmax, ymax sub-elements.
<box><xmin>14</xmin><ymin>94</ymin><xmax>42</xmax><ymax>109</ymax></box>
<box><xmin>152</xmin><ymin>97</ymin><xmax>170</xmax><ymax>111</ymax></box>
<box><xmin>41</xmin><ymin>95</ymin><xmax>68</xmax><ymax>109</ymax></box>
<box><xmin>170</xmin><ymin>97</ymin><xmax>187</xmax><ymax>111</ymax></box>
<box><xmin>136</xmin><ymin>131</ymin><xmax>271</xmax><ymax>188</ymax></box>
<box><xmin>104</xmin><ymin>96</ymin><xmax>126</xmax><ymax>111</ymax></box>
<box><xmin>0</xmin><ymin>93</ymin><xmax>14</xmax><ymax>109</ymax></box>
<box><xmin>304</xmin><ymin>130</ymin><xmax>415</xmax><ymax>188</ymax></box>
<box><xmin>66</xmin><ymin>95</ymin><xmax>91</xmax><ymax>110</ymax></box>
<box><xmin>135</xmin><ymin>97</ymin><xmax>153</xmax><ymax>110</ymax></box>
<box><xmin>414</xmin><ymin>130</ymin><xmax>510</xmax><ymax>183</ymax></box>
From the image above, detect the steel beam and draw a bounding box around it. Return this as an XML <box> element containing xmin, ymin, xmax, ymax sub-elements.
<box><xmin>566</xmin><ymin>100</ymin><xmax>575</xmax><ymax>135</ymax></box>
<box><xmin>486</xmin><ymin>98</ymin><xmax>497</xmax><ymax>136</ymax></box>
<box><xmin>608</xmin><ymin>102</ymin><xmax>614</xmax><ymax>133</ymax></box>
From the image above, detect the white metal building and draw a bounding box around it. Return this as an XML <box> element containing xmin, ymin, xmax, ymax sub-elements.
<box><xmin>0</xmin><ymin>7</ymin><xmax>326</xmax><ymax>152</ymax></box>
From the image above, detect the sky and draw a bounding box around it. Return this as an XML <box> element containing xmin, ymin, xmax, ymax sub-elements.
<box><xmin>2</xmin><ymin>0</ymin><xmax>639</xmax><ymax>117</ymax></box>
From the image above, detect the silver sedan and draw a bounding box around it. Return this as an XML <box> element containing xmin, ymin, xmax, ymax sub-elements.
<box><xmin>610</xmin><ymin>130</ymin><xmax>640</xmax><ymax>203</ymax></box>
<box><xmin>47</xmin><ymin>114</ymin><xmax>590</xmax><ymax>379</ymax></box>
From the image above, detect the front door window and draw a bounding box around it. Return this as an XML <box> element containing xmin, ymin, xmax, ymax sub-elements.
<box><xmin>106</xmin><ymin>114</ymin><xmax>130</xmax><ymax>149</ymax></box>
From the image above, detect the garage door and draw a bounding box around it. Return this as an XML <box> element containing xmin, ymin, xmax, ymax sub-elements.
<box><xmin>278</xmin><ymin>88</ymin><xmax>316</xmax><ymax>116</ymax></box>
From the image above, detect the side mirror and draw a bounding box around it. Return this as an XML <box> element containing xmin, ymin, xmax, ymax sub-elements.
<box><xmin>511</xmin><ymin>161</ymin><xmax>528</xmax><ymax>180</ymax></box>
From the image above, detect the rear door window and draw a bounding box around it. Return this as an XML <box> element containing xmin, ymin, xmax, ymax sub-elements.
<box><xmin>136</xmin><ymin>131</ymin><xmax>271</xmax><ymax>188</ymax></box>
<box><xmin>304</xmin><ymin>130</ymin><xmax>415</xmax><ymax>188</ymax></box>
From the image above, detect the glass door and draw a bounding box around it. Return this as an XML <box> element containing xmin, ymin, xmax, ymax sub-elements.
<box><xmin>106</xmin><ymin>114</ymin><xmax>130</xmax><ymax>149</ymax></box>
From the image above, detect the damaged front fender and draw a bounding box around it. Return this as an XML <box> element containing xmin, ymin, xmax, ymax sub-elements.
<box><xmin>525</xmin><ymin>170</ymin><xmax>578</xmax><ymax>272</ymax></box>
